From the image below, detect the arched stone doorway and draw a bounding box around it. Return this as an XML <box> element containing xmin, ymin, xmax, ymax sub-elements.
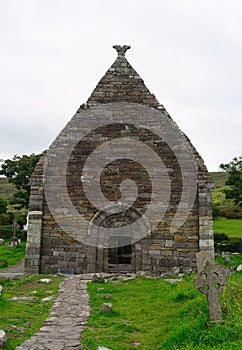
<box><xmin>89</xmin><ymin>206</ymin><xmax>150</xmax><ymax>273</ymax></box>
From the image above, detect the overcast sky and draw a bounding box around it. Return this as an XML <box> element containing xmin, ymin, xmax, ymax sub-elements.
<box><xmin>0</xmin><ymin>0</ymin><xmax>241</xmax><ymax>171</ymax></box>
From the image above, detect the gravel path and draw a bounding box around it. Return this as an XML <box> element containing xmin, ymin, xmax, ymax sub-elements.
<box><xmin>0</xmin><ymin>258</ymin><xmax>24</xmax><ymax>273</ymax></box>
<box><xmin>15</xmin><ymin>275</ymin><xmax>92</xmax><ymax>350</ymax></box>
<box><xmin>0</xmin><ymin>258</ymin><xmax>25</xmax><ymax>279</ymax></box>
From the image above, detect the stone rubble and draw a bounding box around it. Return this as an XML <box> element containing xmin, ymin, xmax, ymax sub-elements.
<box><xmin>15</xmin><ymin>276</ymin><xmax>91</xmax><ymax>350</ymax></box>
<box><xmin>100</xmin><ymin>303</ymin><xmax>113</xmax><ymax>313</ymax></box>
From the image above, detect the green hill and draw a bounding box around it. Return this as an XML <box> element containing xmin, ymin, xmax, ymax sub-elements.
<box><xmin>0</xmin><ymin>177</ymin><xmax>16</xmax><ymax>201</ymax></box>
<box><xmin>209</xmin><ymin>172</ymin><xmax>228</xmax><ymax>187</ymax></box>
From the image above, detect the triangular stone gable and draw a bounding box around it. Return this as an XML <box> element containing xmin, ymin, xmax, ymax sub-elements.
<box><xmin>25</xmin><ymin>45</ymin><xmax>214</xmax><ymax>275</ymax></box>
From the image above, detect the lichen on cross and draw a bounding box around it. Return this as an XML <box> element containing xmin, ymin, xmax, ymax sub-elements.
<box><xmin>113</xmin><ymin>45</ymin><xmax>131</xmax><ymax>57</ymax></box>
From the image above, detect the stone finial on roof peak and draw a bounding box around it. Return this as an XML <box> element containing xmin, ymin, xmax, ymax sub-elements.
<box><xmin>113</xmin><ymin>45</ymin><xmax>131</xmax><ymax>57</ymax></box>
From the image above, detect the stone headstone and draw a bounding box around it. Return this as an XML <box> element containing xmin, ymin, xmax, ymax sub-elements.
<box><xmin>221</xmin><ymin>252</ymin><xmax>231</xmax><ymax>264</ymax></box>
<box><xmin>97</xmin><ymin>346</ymin><xmax>112</xmax><ymax>350</ymax></box>
<box><xmin>0</xmin><ymin>239</ymin><xmax>4</xmax><ymax>246</ymax></box>
<box><xmin>194</xmin><ymin>260</ymin><xmax>228</xmax><ymax>322</ymax></box>
<box><xmin>9</xmin><ymin>241</ymin><xmax>18</xmax><ymax>248</ymax></box>
<box><xmin>196</xmin><ymin>251</ymin><xmax>213</xmax><ymax>273</ymax></box>
<box><xmin>100</xmin><ymin>303</ymin><xmax>113</xmax><ymax>313</ymax></box>
<box><xmin>0</xmin><ymin>330</ymin><xmax>7</xmax><ymax>348</ymax></box>
<box><xmin>0</xmin><ymin>286</ymin><xmax>2</xmax><ymax>297</ymax></box>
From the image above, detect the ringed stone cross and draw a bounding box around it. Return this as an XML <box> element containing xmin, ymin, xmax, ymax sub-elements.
<box><xmin>194</xmin><ymin>259</ymin><xmax>228</xmax><ymax>322</ymax></box>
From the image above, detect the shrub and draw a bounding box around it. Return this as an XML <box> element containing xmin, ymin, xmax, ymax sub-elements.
<box><xmin>0</xmin><ymin>225</ymin><xmax>26</xmax><ymax>240</ymax></box>
<box><xmin>0</xmin><ymin>197</ymin><xmax>7</xmax><ymax>214</ymax></box>
<box><xmin>214</xmin><ymin>232</ymin><xmax>229</xmax><ymax>243</ymax></box>
<box><xmin>13</xmin><ymin>212</ymin><xmax>27</xmax><ymax>229</ymax></box>
<box><xmin>220</xmin><ymin>206</ymin><xmax>242</xmax><ymax>218</ymax></box>
<box><xmin>212</xmin><ymin>204</ymin><xmax>221</xmax><ymax>218</ymax></box>
<box><xmin>0</xmin><ymin>213</ymin><xmax>11</xmax><ymax>226</ymax></box>
<box><xmin>0</xmin><ymin>225</ymin><xmax>13</xmax><ymax>239</ymax></box>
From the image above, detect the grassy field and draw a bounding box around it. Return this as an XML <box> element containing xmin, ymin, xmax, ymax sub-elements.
<box><xmin>209</xmin><ymin>172</ymin><xmax>228</xmax><ymax>187</ymax></box>
<box><xmin>82</xmin><ymin>273</ymin><xmax>242</xmax><ymax>350</ymax></box>
<box><xmin>213</xmin><ymin>217</ymin><xmax>242</xmax><ymax>238</ymax></box>
<box><xmin>0</xmin><ymin>178</ymin><xmax>15</xmax><ymax>201</ymax></box>
<box><xmin>0</xmin><ymin>241</ymin><xmax>26</xmax><ymax>269</ymax></box>
<box><xmin>0</xmin><ymin>274</ymin><xmax>64</xmax><ymax>349</ymax></box>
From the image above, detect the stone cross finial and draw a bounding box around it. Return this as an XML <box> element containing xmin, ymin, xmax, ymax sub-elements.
<box><xmin>113</xmin><ymin>45</ymin><xmax>131</xmax><ymax>57</ymax></box>
<box><xmin>194</xmin><ymin>260</ymin><xmax>228</xmax><ymax>322</ymax></box>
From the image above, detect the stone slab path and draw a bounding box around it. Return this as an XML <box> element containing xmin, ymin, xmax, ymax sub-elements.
<box><xmin>15</xmin><ymin>275</ymin><xmax>92</xmax><ymax>350</ymax></box>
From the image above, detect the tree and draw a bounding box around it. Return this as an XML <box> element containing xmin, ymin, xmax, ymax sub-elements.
<box><xmin>220</xmin><ymin>156</ymin><xmax>242</xmax><ymax>207</ymax></box>
<box><xmin>0</xmin><ymin>197</ymin><xmax>8</xmax><ymax>214</ymax></box>
<box><xmin>0</xmin><ymin>153</ymin><xmax>42</xmax><ymax>209</ymax></box>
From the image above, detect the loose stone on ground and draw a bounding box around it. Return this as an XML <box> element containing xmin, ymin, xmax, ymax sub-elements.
<box><xmin>100</xmin><ymin>303</ymin><xmax>113</xmax><ymax>313</ymax></box>
<box><xmin>0</xmin><ymin>330</ymin><xmax>7</xmax><ymax>348</ymax></box>
<box><xmin>99</xmin><ymin>294</ymin><xmax>112</xmax><ymax>299</ymax></box>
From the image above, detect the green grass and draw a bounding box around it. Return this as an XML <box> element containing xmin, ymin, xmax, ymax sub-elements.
<box><xmin>82</xmin><ymin>273</ymin><xmax>242</xmax><ymax>350</ymax></box>
<box><xmin>215</xmin><ymin>254</ymin><xmax>242</xmax><ymax>268</ymax></box>
<box><xmin>0</xmin><ymin>241</ymin><xmax>26</xmax><ymax>269</ymax></box>
<box><xmin>213</xmin><ymin>217</ymin><xmax>242</xmax><ymax>238</ymax></box>
<box><xmin>0</xmin><ymin>274</ymin><xmax>64</xmax><ymax>349</ymax></box>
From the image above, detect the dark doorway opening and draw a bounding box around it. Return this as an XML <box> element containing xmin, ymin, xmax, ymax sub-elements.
<box><xmin>108</xmin><ymin>236</ymin><xmax>132</xmax><ymax>273</ymax></box>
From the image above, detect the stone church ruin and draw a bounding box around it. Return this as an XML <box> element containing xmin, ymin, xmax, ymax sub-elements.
<box><xmin>25</xmin><ymin>45</ymin><xmax>214</xmax><ymax>275</ymax></box>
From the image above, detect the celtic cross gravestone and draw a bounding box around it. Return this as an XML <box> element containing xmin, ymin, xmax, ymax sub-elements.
<box><xmin>194</xmin><ymin>259</ymin><xmax>228</xmax><ymax>322</ymax></box>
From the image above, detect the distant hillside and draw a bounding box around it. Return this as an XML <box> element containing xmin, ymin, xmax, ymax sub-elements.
<box><xmin>209</xmin><ymin>172</ymin><xmax>228</xmax><ymax>187</ymax></box>
<box><xmin>0</xmin><ymin>177</ymin><xmax>16</xmax><ymax>201</ymax></box>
